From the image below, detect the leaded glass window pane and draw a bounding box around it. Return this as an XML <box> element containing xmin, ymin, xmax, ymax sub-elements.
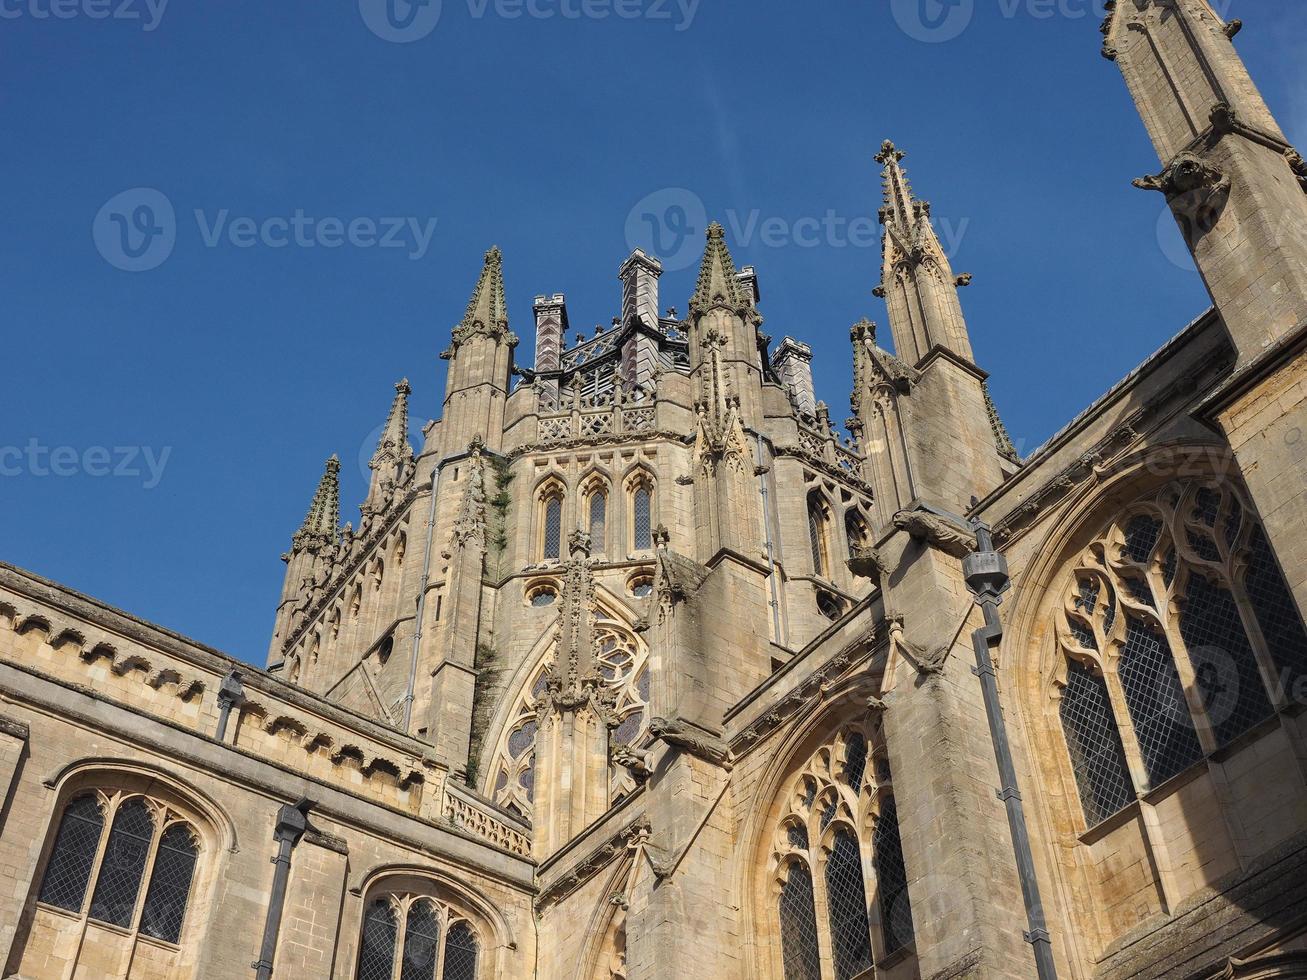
<box><xmin>38</xmin><ymin>795</ymin><xmax>104</xmax><ymax>913</ymax></box>
<box><xmin>357</xmin><ymin>901</ymin><xmax>398</xmax><ymax>980</ymax></box>
<box><xmin>808</xmin><ymin>500</ymin><xmax>827</xmax><ymax>578</ymax></box>
<box><xmin>400</xmin><ymin>900</ymin><xmax>441</xmax><ymax>980</ymax></box>
<box><xmin>873</xmin><ymin>800</ymin><xmax>914</xmax><ymax>956</ymax></box>
<box><xmin>1117</xmin><ymin>616</ymin><xmax>1203</xmax><ymax>786</ymax></box>
<box><xmin>825</xmin><ymin>829</ymin><xmax>873</xmax><ymax>980</ymax></box>
<box><xmin>633</xmin><ymin>487</ymin><xmax>652</xmax><ymax>550</ymax></box>
<box><xmin>1245</xmin><ymin>525</ymin><xmax>1307</xmax><ymax>690</ymax></box>
<box><xmin>89</xmin><ymin>799</ymin><xmax>155</xmax><ymax>928</ymax></box>
<box><xmin>779</xmin><ymin>862</ymin><xmax>821</xmax><ymax>980</ymax></box>
<box><xmin>441</xmin><ymin>921</ymin><xmax>479</xmax><ymax>980</ymax></box>
<box><xmin>1060</xmin><ymin>660</ymin><xmax>1136</xmax><ymax>825</ymax></box>
<box><xmin>1177</xmin><ymin>572</ymin><xmax>1273</xmax><ymax>746</ymax></box>
<box><xmin>139</xmin><ymin>823</ymin><xmax>198</xmax><ymax>943</ymax></box>
<box><xmin>543</xmin><ymin>497</ymin><xmax>562</xmax><ymax>560</ymax></box>
<box><xmin>841</xmin><ymin>732</ymin><xmax>867</xmax><ymax>794</ymax></box>
<box><xmin>589</xmin><ymin>492</ymin><xmax>607</xmax><ymax>554</ymax></box>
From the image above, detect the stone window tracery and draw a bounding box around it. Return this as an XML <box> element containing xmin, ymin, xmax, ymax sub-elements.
<box><xmin>771</xmin><ymin>722</ymin><xmax>914</xmax><ymax>978</ymax></box>
<box><xmin>37</xmin><ymin>791</ymin><xmax>201</xmax><ymax>945</ymax></box>
<box><xmin>488</xmin><ymin>621</ymin><xmax>650</xmax><ymax>817</ymax></box>
<box><xmin>1055</xmin><ymin>479</ymin><xmax>1307</xmax><ymax>827</ymax></box>
<box><xmin>808</xmin><ymin>493</ymin><xmax>831</xmax><ymax>579</ymax></box>
<box><xmin>356</xmin><ymin>894</ymin><xmax>480</xmax><ymax>980</ymax></box>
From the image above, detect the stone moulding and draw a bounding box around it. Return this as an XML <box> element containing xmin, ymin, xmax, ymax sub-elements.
<box><xmin>536</xmin><ymin>817</ymin><xmax>651</xmax><ymax>909</ymax></box>
<box><xmin>773</xmin><ymin>444</ymin><xmax>875</xmax><ymax>498</ymax></box>
<box><xmin>729</xmin><ymin>622</ymin><xmax>890</xmax><ymax>755</ymax></box>
<box><xmin>990</xmin><ymin>345</ymin><xmax>1235</xmax><ymax>544</ymax></box>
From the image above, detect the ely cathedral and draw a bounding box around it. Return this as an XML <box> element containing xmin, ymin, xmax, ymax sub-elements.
<box><xmin>3</xmin><ymin>3</ymin><xmax>1307</xmax><ymax>978</ymax></box>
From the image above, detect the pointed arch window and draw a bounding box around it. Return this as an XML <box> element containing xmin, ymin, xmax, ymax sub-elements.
<box><xmin>807</xmin><ymin>492</ymin><xmax>832</xmax><ymax>578</ymax></box>
<box><xmin>770</xmin><ymin>722</ymin><xmax>915</xmax><ymax>977</ymax></box>
<box><xmin>779</xmin><ymin>861</ymin><xmax>822</xmax><ymax>980</ymax></box>
<box><xmin>1055</xmin><ymin>479</ymin><xmax>1307</xmax><ymax>827</ymax></box>
<box><xmin>355</xmin><ymin>894</ymin><xmax>480</xmax><ymax>980</ymax></box>
<box><xmin>540</xmin><ymin>488</ymin><xmax>564</xmax><ymax>561</ymax></box>
<box><xmin>489</xmin><ymin>621</ymin><xmax>650</xmax><ymax>816</ymax></box>
<box><xmin>630</xmin><ymin>476</ymin><xmax>654</xmax><ymax>551</ymax></box>
<box><xmin>36</xmin><ymin>791</ymin><xmax>201</xmax><ymax>945</ymax></box>
<box><xmin>588</xmin><ymin>488</ymin><xmax>608</xmax><ymax>555</ymax></box>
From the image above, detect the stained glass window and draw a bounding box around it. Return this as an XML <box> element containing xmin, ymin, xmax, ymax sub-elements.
<box><xmin>38</xmin><ymin>795</ymin><xmax>104</xmax><ymax>913</ymax></box>
<box><xmin>772</xmin><ymin>723</ymin><xmax>911</xmax><ymax>974</ymax></box>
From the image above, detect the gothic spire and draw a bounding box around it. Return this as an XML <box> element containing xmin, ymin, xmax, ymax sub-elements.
<box><xmin>294</xmin><ymin>455</ymin><xmax>340</xmax><ymax>550</ymax></box>
<box><xmin>874</xmin><ymin>139</ymin><xmax>975</xmax><ymax>365</ymax></box>
<box><xmin>690</xmin><ymin>222</ymin><xmax>749</xmax><ymax>317</ymax></box>
<box><xmin>453</xmin><ymin>246</ymin><xmax>509</xmax><ymax>345</ymax></box>
<box><xmin>370</xmin><ymin>378</ymin><xmax>413</xmax><ymax>472</ymax></box>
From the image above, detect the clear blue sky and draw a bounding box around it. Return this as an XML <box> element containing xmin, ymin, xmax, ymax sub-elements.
<box><xmin>2</xmin><ymin>0</ymin><xmax>1304</xmax><ymax>664</ymax></box>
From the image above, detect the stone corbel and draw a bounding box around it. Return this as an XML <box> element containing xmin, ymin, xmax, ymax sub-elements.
<box><xmin>1133</xmin><ymin>151</ymin><xmax>1231</xmax><ymax>200</ymax></box>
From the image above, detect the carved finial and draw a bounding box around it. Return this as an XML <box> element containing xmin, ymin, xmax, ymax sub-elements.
<box><xmin>874</xmin><ymin>140</ymin><xmax>905</xmax><ymax>165</ymax></box>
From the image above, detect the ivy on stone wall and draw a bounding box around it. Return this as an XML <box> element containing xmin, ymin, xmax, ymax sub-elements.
<box><xmin>464</xmin><ymin>641</ymin><xmax>504</xmax><ymax>789</ymax></box>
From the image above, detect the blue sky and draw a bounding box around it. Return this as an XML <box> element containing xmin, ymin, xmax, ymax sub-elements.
<box><xmin>2</xmin><ymin>0</ymin><xmax>1304</xmax><ymax>664</ymax></box>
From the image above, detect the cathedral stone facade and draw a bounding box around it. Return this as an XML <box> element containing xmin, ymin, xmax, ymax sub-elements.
<box><xmin>4</xmin><ymin>3</ymin><xmax>1307</xmax><ymax>977</ymax></box>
